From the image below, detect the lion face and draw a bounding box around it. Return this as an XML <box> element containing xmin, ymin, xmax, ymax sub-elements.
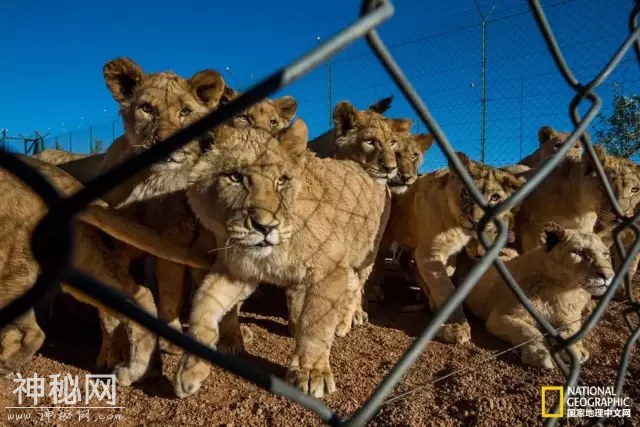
<box><xmin>188</xmin><ymin>121</ymin><xmax>308</xmax><ymax>258</ymax></box>
<box><xmin>232</xmin><ymin>96</ymin><xmax>298</xmax><ymax>134</ymax></box>
<box><xmin>537</xmin><ymin>126</ymin><xmax>582</xmax><ymax>164</ymax></box>
<box><xmin>103</xmin><ymin>57</ymin><xmax>226</xmax><ymax>171</ymax></box>
<box><xmin>387</xmin><ymin>119</ymin><xmax>434</xmax><ymax>194</ymax></box>
<box><xmin>446</xmin><ymin>153</ymin><xmax>525</xmax><ymax>231</ymax></box>
<box><xmin>332</xmin><ymin>101</ymin><xmax>398</xmax><ymax>184</ymax></box>
<box><xmin>539</xmin><ymin>222</ymin><xmax>613</xmax><ymax>296</ymax></box>
<box><xmin>590</xmin><ymin>146</ymin><xmax>640</xmax><ymax>228</ymax></box>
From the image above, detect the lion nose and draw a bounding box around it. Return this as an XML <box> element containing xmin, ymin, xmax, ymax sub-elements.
<box><xmin>248</xmin><ymin>209</ymin><xmax>278</xmax><ymax>235</ymax></box>
<box><xmin>382</xmin><ymin>164</ymin><xmax>397</xmax><ymax>175</ymax></box>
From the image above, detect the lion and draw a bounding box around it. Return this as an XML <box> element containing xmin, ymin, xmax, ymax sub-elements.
<box><xmin>365</xmin><ymin>126</ymin><xmax>434</xmax><ymax>303</ymax></box>
<box><xmin>513</xmin><ymin>146</ymin><xmax>640</xmax><ymax>254</ymax></box>
<box><xmin>465</xmin><ymin>222</ymin><xmax>613</xmax><ymax>368</ymax></box>
<box><xmin>0</xmin><ymin>154</ymin><xmax>211</xmax><ymax>384</ymax></box>
<box><xmin>50</xmin><ymin>59</ymin><xmax>300</xmax><ymax>356</ymax></box>
<box><xmin>519</xmin><ymin>126</ymin><xmax>582</xmax><ymax>168</ymax></box>
<box><xmin>173</xmin><ymin>120</ymin><xmax>390</xmax><ymax>398</ymax></box>
<box><xmin>34</xmin><ymin>149</ymin><xmax>93</xmax><ymax>165</ymax></box>
<box><xmin>386</xmin><ymin>121</ymin><xmax>434</xmax><ymax>195</ymax></box>
<box><xmin>308</xmin><ymin>100</ymin><xmax>399</xmax><ymax>183</ymax></box>
<box><xmin>383</xmin><ymin>154</ymin><xmax>525</xmax><ymax>344</ymax></box>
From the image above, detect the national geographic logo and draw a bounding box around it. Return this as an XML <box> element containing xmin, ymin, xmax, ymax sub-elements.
<box><xmin>541</xmin><ymin>386</ymin><xmax>631</xmax><ymax>419</ymax></box>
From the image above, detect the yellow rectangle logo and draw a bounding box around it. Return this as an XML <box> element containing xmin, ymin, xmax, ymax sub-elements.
<box><xmin>541</xmin><ymin>386</ymin><xmax>564</xmax><ymax>418</ymax></box>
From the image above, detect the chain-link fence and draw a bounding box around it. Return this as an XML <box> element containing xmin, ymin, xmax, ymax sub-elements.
<box><xmin>0</xmin><ymin>0</ymin><xmax>639</xmax><ymax>426</ymax></box>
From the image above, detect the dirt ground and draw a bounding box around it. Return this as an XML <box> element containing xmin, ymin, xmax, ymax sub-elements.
<box><xmin>0</xmin><ymin>275</ymin><xmax>638</xmax><ymax>427</ymax></box>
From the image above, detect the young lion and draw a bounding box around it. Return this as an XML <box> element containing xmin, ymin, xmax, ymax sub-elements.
<box><xmin>0</xmin><ymin>155</ymin><xmax>211</xmax><ymax>383</ymax></box>
<box><xmin>384</xmin><ymin>154</ymin><xmax>525</xmax><ymax>344</ymax></box>
<box><xmin>519</xmin><ymin>125</ymin><xmax>582</xmax><ymax>168</ymax></box>
<box><xmin>386</xmin><ymin>124</ymin><xmax>434</xmax><ymax>194</ymax></box>
<box><xmin>466</xmin><ymin>222</ymin><xmax>613</xmax><ymax>368</ymax></box>
<box><xmin>174</xmin><ymin>120</ymin><xmax>390</xmax><ymax>398</ymax></box>
<box><xmin>514</xmin><ymin>146</ymin><xmax>640</xmax><ymax>254</ymax></box>
<box><xmin>308</xmin><ymin>100</ymin><xmax>400</xmax><ymax>183</ymax></box>
<box><xmin>34</xmin><ymin>149</ymin><xmax>93</xmax><ymax>165</ymax></box>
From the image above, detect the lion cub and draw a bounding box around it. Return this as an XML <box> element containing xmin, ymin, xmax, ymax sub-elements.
<box><xmin>466</xmin><ymin>222</ymin><xmax>613</xmax><ymax>369</ymax></box>
<box><xmin>384</xmin><ymin>154</ymin><xmax>524</xmax><ymax>344</ymax></box>
<box><xmin>0</xmin><ymin>155</ymin><xmax>211</xmax><ymax>383</ymax></box>
<box><xmin>174</xmin><ymin>120</ymin><xmax>390</xmax><ymax>398</ymax></box>
<box><xmin>519</xmin><ymin>125</ymin><xmax>582</xmax><ymax>168</ymax></box>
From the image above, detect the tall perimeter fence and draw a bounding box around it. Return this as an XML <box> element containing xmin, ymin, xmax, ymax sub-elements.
<box><xmin>0</xmin><ymin>0</ymin><xmax>639</xmax><ymax>426</ymax></box>
<box><xmin>3</xmin><ymin>0</ymin><xmax>639</xmax><ymax>170</ymax></box>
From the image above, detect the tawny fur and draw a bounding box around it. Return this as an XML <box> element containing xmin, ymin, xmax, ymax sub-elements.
<box><xmin>383</xmin><ymin>155</ymin><xmax>525</xmax><ymax>344</ymax></box>
<box><xmin>513</xmin><ymin>146</ymin><xmax>640</xmax><ymax>254</ymax></box>
<box><xmin>307</xmin><ymin>101</ymin><xmax>399</xmax><ymax>184</ymax></box>
<box><xmin>34</xmin><ymin>149</ymin><xmax>93</xmax><ymax>165</ymax></box>
<box><xmin>519</xmin><ymin>126</ymin><xmax>582</xmax><ymax>168</ymax></box>
<box><xmin>0</xmin><ymin>155</ymin><xmax>211</xmax><ymax>384</ymax></box>
<box><xmin>466</xmin><ymin>223</ymin><xmax>613</xmax><ymax>369</ymax></box>
<box><xmin>173</xmin><ymin>121</ymin><xmax>390</xmax><ymax>399</ymax></box>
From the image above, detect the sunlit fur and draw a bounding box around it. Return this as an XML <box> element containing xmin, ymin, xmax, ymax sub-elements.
<box><xmin>466</xmin><ymin>223</ymin><xmax>613</xmax><ymax>369</ymax></box>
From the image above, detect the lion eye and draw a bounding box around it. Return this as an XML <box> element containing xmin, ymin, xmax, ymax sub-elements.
<box><xmin>411</xmin><ymin>152</ymin><xmax>419</xmax><ymax>160</ymax></box>
<box><xmin>226</xmin><ymin>172</ymin><xmax>243</xmax><ymax>183</ymax></box>
<box><xmin>269</xmin><ymin>119</ymin><xmax>279</xmax><ymax>128</ymax></box>
<box><xmin>572</xmin><ymin>250</ymin><xmax>584</xmax><ymax>257</ymax></box>
<box><xmin>180</xmin><ymin>107</ymin><xmax>192</xmax><ymax>117</ymax></box>
<box><xmin>631</xmin><ymin>187</ymin><xmax>639</xmax><ymax>194</ymax></box>
<box><xmin>277</xmin><ymin>175</ymin><xmax>290</xmax><ymax>186</ymax></box>
<box><xmin>461</xmin><ymin>188</ymin><xmax>470</xmax><ymax>197</ymax></box>
<box><xmin>490</xmin><ymin>193</ymin><xmax>501</xmax><ymax>202</ymax></box>
<box><xmin>553</xmin><ymin>143</ymin><xmax>562</xmax><ymax>151</ymax></box>
<box><xmin>390</xmin><ymin>139</ymin><xmax>398</xmax><ymax>148</ymax></box>
<box><xmin>139</xmin><ymin>103</ymin><xmax>153</xmax><ymax>113</ymax></box>
<box><xmin>363</xmin><ymin>139</ymin><xmax>375</xmax><ymax>146</ymax></box>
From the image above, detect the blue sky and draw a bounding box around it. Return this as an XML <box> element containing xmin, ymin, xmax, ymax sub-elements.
<box><xmin>1</xmin><ymin>0</ymin><xmax>638</xmax><ymax>169</ymax></box>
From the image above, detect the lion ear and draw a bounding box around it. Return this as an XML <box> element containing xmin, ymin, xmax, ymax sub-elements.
<box><xmin>538</xmin><ymin>126</ymin><xmax>556</xmax><ymax>145</ymax></box>
<box><xmin>539</xmin><ymin>222</ymin><xmax>568</xmax><ymax>251</ymax></box>
<box><xmin>389</xmin><ymin>118</ymin><xmax>413</xmax><ymax>133</ymax></box>
<box><xmin>451</xmin><ymin>152</ymin><xmax>473</xmax><ymax>171</ymax></box>
<box><xmin>220</xmin><ymin>86</ymin><xmax>238</xmax><ymax>104</ymax></box>
<box><xmin>103</xmin><ymin>57</ymin><xmax>144</xmax><ymax>103</ymax></box>
<box><xmin>585</xmin><ymin>145</ymin><xmax>608</xmax><ymax>176</ymax></box>
<box><xmin>415</xmin><ymin>134</ymin><xmax>434</xmax><ymax>153</ymax></box>
<box><xmin>333</xmin><ymin>101</ymin><xmax>360</xmax><ymax>136</ymax></box>
<box><xmin>189</xmin><ymin>70</ymin><xmax>226</xmax><ymax>108</ymax></box>
<box><xmin>279</xmin><ymin>119</ymin><xmax>308</xmax><ymax>157</ymax></box>
<box><xmin>274</xmin><ymin>96</ymin><xmax>298</xmax><ymax>122</ymax></box>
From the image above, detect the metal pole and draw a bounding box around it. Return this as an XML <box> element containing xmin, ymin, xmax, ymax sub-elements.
<box><xmin>480</xmin><ymin>18</ymin><xmax>487</xmax><ymax>162</ymax></box>
<box><xmin>89</xmin><ymin>126</ymin><xmax>93</xmax><ymax>153</ymax></box>
<box><xmin>328</xmin><ymin>61</ymin><xmax>333</xmax><ymax>128</ymax></box>
<box><xmin>475</xmin><ymin>0</ymin><xmax>499</xmax><ymax>163</ymax></box>
<box><xmin>519</xmin><ymin>77</ymin><xmax>524</xmax><ymax>160</ymax></box>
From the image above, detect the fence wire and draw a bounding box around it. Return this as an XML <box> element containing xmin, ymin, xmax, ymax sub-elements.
<box><xmin>0</xmin><ymin>0</ymin><xmax>639</xmax><ymax>426</ymax></box>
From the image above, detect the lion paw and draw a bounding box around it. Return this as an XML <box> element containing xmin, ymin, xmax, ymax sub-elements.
<box><xmin>352</xmin><ymin>309</ymin><xmax>369</xmax><ymax>326</ymax></box>
<box><xmin>285</xmin><ymin>365</ymin><xmax>336</xmax><ymax>398</ymax></box>
<box><xmin>559</xmin><ymin>342</ymin><xmax>590</xmax><ymax>364</ymax></box>
<box><xmin>96</xmin><ymin>336</ymin><xmax>127</xmax><ymax>370</ymax></box>
<box><xmin>521</xmin><ymin>343</ymin><xmax>555</xmax><ymax>369</ymax></box>
<box><xmin>113</xmin><ymin>362</ymin><xmax>159</xmax><ymax>387</ymax></box>
<box><xmin>174</xmin><ymin>355</ymin><xmax>210</xmax><ymax>398</ymax></box>
<box><xmin>218</xmin><ymin>325</ymin><xmax>252</xmax><ymax>356</ymax></box>
<box><xmin>438</xmin><ymin>322</ymin><xmax>471</xmax><ymax>344</ymax></box>
<box><xmin>160</xmin><ymin>319</ymin><xmax>184</xmax><ymax>355</ymax></box>
<box><xmin>335</xmin><ymin>319</ymin><xmax>352</xmax><ymax>337</ymax></box>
